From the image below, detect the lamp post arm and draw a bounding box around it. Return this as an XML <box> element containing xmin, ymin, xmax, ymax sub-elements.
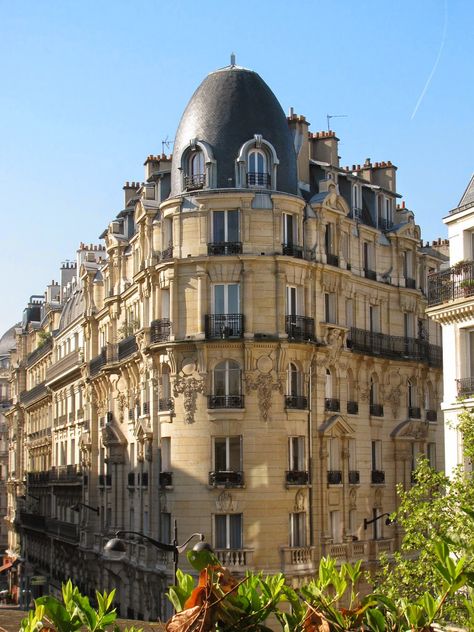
<box><xmin>176</xmin><ymin>533</ymin><xmax>205</xmax><ymax>554</ymax></box>
<box><xmin>82</xmin><ymin>503</ymin><xmax>99</xmax><ymax>514</ymax></box>
<box><xmin>363</xmin><ymin>513</ymin><xmax>393</xmax><ymax>530</ymax></box>
<box><xmin>114</xmin><ymin>530</ymin><xmax>176</xmax><ymax>552</ymax></box>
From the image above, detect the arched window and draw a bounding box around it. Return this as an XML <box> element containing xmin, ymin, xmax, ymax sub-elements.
<box><xmin>185</xmin><ymin>150</ymin><xmax>205</xmax><ymax>190</ymax></box>
<box><xmin>247</xmin><ymin>149</ymin><xmax>269</xmax><ymax>187</ymax></box>
<box><xmin>210</xmin><ymin>360</ymin><xmax>243</xmax><ymax>409</ymax></box>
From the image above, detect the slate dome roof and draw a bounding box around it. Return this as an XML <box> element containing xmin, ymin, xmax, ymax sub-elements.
<box><xmin>58</xmin><ymin>288</ymin><xmax>84</xmax><ymax>332</ymax></box>
<box><xmin>171</xmin><ymin>64</ymin><xmax>298</xmax><ymax>196</ymax></box>
<box><xmin>0</xmin><ymin>324</ymin><xmax>17</xmax><ymax>357</ymax></box>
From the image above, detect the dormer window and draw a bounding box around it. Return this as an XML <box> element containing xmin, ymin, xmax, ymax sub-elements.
<box><xmin>185</xmin><ymin>151</ymin><xmax>206</xmax><ymax>190</ymax></box>
<box><xmin>247</xmin><ymin>149</ymin><xmax>269</xmax><ymax>187</ymax></box>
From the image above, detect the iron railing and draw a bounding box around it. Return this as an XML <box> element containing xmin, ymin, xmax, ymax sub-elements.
<box><xmin>364</xmin><ymin>268</ymin><xmax>377</xmax><ymax>281</ymax></box>
<box><xmin>371</xmin><ymin>470</ymin><xmax>385</xmax><ymax>484</ymax></box>
<box><xmin>184</xmin><ymin>173</ymin><xmax>206</xmax><ymax>190</ymax></box>
<box><xmin>161</xmin><ymin>245</ymin><xmax>174</xmax><ymax>261</ymax></box>
<box><xmin>159</xmin><ymin>471</ymin><xmax>173</xmax><ymax>487</ymax></box>
<box><xmin>118</xmin><ymin>335</ymin><xmax>138</xmax><ymax>361</ymax></box>
<box><xmin>325</xmin><ymin>398</ymin><xmax>340</xmax><ymax>412</ymax></box>
<box><xmin>89</xmin><ymin>347</ymin><xmax>107</xmax><ymax>377</ymax></box>
<box><xmin>408</xmin><ymin>406</ymin><xmax>421</xmax><ymax>419</ymax></box>
<box><xmin>208</xmin><ymin>242</ymin><xmax>242</xmax><ymax>256</ymax></box>
<box><xmin>158</xmin><ymin>398</ymin><xmax>173</xmax><ymax>412</ymax></box>
<box><xmin>282</xmin><ymin>243</ymin><xmax>303</xmax><ymax>259</ymax></box>
<box><xmin>348</xmin><ymin>327</ymin><xmax>442</xmax><ymax>367</ymax></box>
<box><xmin>205</xmin><ymin>314</ymin><xmax>244</xmax><ymax>339</ymax></box>
<box><xmin>208</xmin><ymin>395</ymin><xmax>244</xmax><ymax>409</ymax></box>
<box><xmin>27</xmin><ymin>337</ymin><xmax>53</xmax><ymax>366</ymax></box>
<box><xmin>285</xmin><ymin>315</ymin><xmax>314</xmax><ymax>341</ymax></box>
<box><xmin>370</xmin><ymin>404</ymin><xmax>384</xmax><ymax>417</ymax></box>
<box><xmin>405</xmin><ymin>277</ymin><xmax>416</xmax><ymax>289</ymax></box>
<box><xmin>426</xmin><ymin>409</ymin><xmax>437</xmax><ymax>422</ymax></box>
<box><xmin>348</xmin><ymin>470</ymin><xmax>360</xmax><ymax>485</ymax></box>
<box><xmin>209</xmin><ymin>470</ymin><xmax>244</xmax><ymax>487</ymax></box>
<box><xmin>326</xmin><ymin>253</ymin><xmax>339</xmax><ymax>267</ymax></box>
<box><xmin>20</xmin><ymin>381</ymin><xmax>48</xmax><ymax>406</ymax></box>
<box><xmin>428</xmin><ymin>260</ymin><xmax>474</xmax><ymax>306</ymax></box>
<box><xmin>285</xmin><ymin>470</ymin><xmax>309</xmax><ymax>485</ymax></box>
<box><xmin>247</xmin><ymin>172</ymin><xmax>270</xmax><ymax>187</ymax></box>
<box><xmin>327</xmin><ymin>470</ymin><xmax>343</xmax><ymax>485</ymax></box>
<box><xmin>347</xmin><ymin>401</ymin><xmax>359</xmax><ymax>414</ymax></box>
<box><xmin>151</xmin><ymin>318</ymin><xmax>171</xmax><ymax>343</ymax></box>
<box><xmin>456</xmin><ymin>377</ymin><xmax>474</xmax><ymax>397</ymax></box>
<box><xmin>285</xmin><ymin>395</ymin><xmax>308</xmax><ymax>410</ymax></box>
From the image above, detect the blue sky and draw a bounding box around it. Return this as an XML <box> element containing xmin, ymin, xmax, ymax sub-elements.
<box><xmin>1</xmin><ymin>0</ymin><xmax>473</xmax><ymax>335</ymax></box>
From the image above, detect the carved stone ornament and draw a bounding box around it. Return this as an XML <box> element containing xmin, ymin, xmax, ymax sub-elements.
<box><xmin>400</xmin><ymin>419</ymin><xmax>429</xmax><ymax>440</ymax></box>
<box><xmin>325</xmin><ymin>326</ymin><xmax>346</xmax><ymax>366</ymax></box>
<box><xmin>173</xmin><ymin>374</ymin><xmax>206</xmax><ymax>424</ymax></box>
<box><xmin>116</xmin><ymin>392</ymin><xmax>127</xmax><ymax>423</ymax></box>
<box><xmin>216</xmin><ymin>491</ymin><xmax>235</xmax><ymax>512</ymax></box>
<box><xmin>359</xmin><ymin>386</ymin><xmax>370</xmax><ymax>402</ymax></box>
<box><xmin>294</xmin><ymin>490</ymin><xmax>305</xmax><ymax>512</ymax></box>
<box><xmin>349</xmin><ymin>488</ymin><xmax>357</xmax><ymax>509</ymax></box>
<box><xmin>386</xmin><ymin>386</ymin><xmax>401</xmax><ymax>417</ymax></box>
<box><xmin>244</xmin><ymin>371</ymin><xmax>282</xmax><ymax>422</ymax></box>
<box><xmin>79</xmin><ymin>432</ymin><xmax>92</xmax><ymax>468</ymax></box>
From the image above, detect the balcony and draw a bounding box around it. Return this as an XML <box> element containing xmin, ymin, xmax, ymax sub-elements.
<box><xmin>285</xmin><ymin>470</ymin><xmax>309</xmax><ymax>485</ymax></box>
<box><xmin>161</xmin><ymin>245</ymin><xmax>174</xmax><ymax>261</ymax></box>
<box><xmin>456</xmin><ymin>377</ymin><xmax>474</xmax><ymax>398</ymax></box>
<box><xmin>327</xmin><ymin>470</ymin><xmax>342</xmax><ymax>485</ymax></box>
<box><xmin>426</xmin><ymin>409</ymin><xmax>437</xmax><ymax>422</ymax></box>
<box><xmin>20</xmin><ymin>381</ymin><xmax>48</xmax><ymax>406</ymax></box>
<box><xmin>46</xmin><ymin>350</ymin><xmax>82</xmax><ymax>383</ymax></box>
<box><xmin>285</xmin><ymin>315</ymin><xmax>314</xmax><ymax>341</ymax></box>
<box><xmin>247</xmin><ymin>172</ymin><xmax>270</xmax><ymax>187</ymax></box>
<box><xmin>378</xmin><ymin>218</ymin><xmax>393</xmax><ymax>231</ymax></box>
<box><xmin>349</xmin><ymin>327</ymin><xmax>442</xmax><ymax>367</ymax></box>
<box><xmin>347</xmin><ymin>401</ymin><xmax>359</xmax><ymax>414</ymax></box>
<box><xmin>158</xmin><ymin>398</ymin><xmax>174</xmax><ymax>412</ymax></box>
<box><xmin>428</xmin><ymin>260</ymin><xmax>474</xmax><ymax>306</ymax></box>
<box><xmin>282</xmin><ymin>243</ymin><xmax>303</xmax><ymax>259</ymax></box>
<box><xmin>208</xmin><ymin>395</ymin><xmax>244</xmax><ymax>409</ymax></box>
<box><xmin>280</xmin><ymin>546</ymin><xmax>315</xmax><ymax>573</ymax></box>
<box><xmin>50</xmin><ymin>465</ymin><xmax>82</xmax><ymax>484</ymax></box>
<box><xmin>127</xmin><ymin>472</ymin><xmax>135</xmax><ymax>487</ymax></box>
<box><xmin>19</xmin><ymin>511</ymin><xmax>46</xmax><ymax>531</ymax></box>
<box><xmin>205</xmin><ymin>314</ymin><xmax>244</xmax><ymax>339</ymax></box>
<box><xmin>208</xmin><ymin>242</ymin><xmax>242</xmax><ymax>256</ymax></box>
<box><xmin>26</xmin><ymin>337</ymin><xmax>53</xmax><ymax>366</ymax></box>
<box><xmin>364</xmin><ymin>268</ymin><xmax>377</xmax><ymax>281</ymax></box>
<box><xmin>184</xmin><ymin>173</ymin><xmax>206</xmax><ymax>190</ymax></box>
<box><xmin>150</xmin><ymin>318</ymin><xmax>171</xmax><ymax>343</ymax></box>
<box><xmin>370</xmin><ymin>404</ymin><xmax>384</xmax><ymax>417</ymax></box>
<box><xmin>159</xmin><ymin>471</ymin><xmax>173</xmax><ymax>487</ymax></box>
<box><xmin>325</xmin><ymin>398</ymin><xmax>340</xmax><ymax>412</ymax></box>
<box><xmin>209</xmin><ymin>470</ymin><xmax>244</xmax><ymax>487</ymax></box>
<box><xmin>46</xmin><ymin>518</ymin><xmax>79</xmax><ymax>543</ymax></box>
<box><xmin>348</xmin><ymin>470</ymin><xmax>360</xmax><ymax>485</ymax></box>
<box><xmin>371</xmin><ymin>469</ymin><xmax>385</xmax><ymax>484</ymax></box>
<box><xmin>214</xmin><ymin>548</ymin><xmax>253</xmax><ymax>571</ymax></box>
<box><xmin>326</xmin><ymin>253</ymin><xmax>339</xmax><ymax>267</ymax></box>
<box><xmin>89</xmin><ymin>347</ymin><xmax>107</xmax><ymax>377</ymax></box>
<box><xmin>285</xmin><ymin>395</ymin><xmax>308</xmax><ymax>410</ymax></box>
<box><xmin>118</xmin><ymin>335</ymin><xmax>138</xmax><ymax>361</ymax></box>
<box><xmin>405</xmin><ymin>277</ymin><xmax>416</xmax><ymax>289</ymax></box>
<box><xmin>408</xmin><ymin>406</ymin><xmax>421</xmax><ymax>419</ymax></box>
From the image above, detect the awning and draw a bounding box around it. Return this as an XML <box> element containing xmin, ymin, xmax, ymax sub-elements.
<box><xmin>0</xmin><ymin>561</ymin><xmax>14</xmax><ymax>573</ymax></box>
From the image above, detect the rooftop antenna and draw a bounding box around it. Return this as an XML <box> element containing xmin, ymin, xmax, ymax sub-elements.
<box><xmin>161</xmin><ymin>136</ymin><xmax>174</xmax><ymax>155</ymax></box>
<box><xmin>326</xmin><ymin>114</ymin><xmax>348</xmax><ymax>131</ymax></box>
<box><xmin>230</xmin><ymin>52</ymin><xmax>236</xmax><ymax>67</ymax></box>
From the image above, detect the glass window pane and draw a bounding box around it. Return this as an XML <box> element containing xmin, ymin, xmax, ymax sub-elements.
<box><xmin>214</xmin><ymin>285</ymin><xmax>225</xmax><ymax>313</ymax></box>
<box><xmin>229</xmin><ymin>514</ymin><xmax>242</xmax><ymax>548</ymax></box>
<box><xmin>213</xmin><ymin>212</ymin><xmax>225</xmax><ymax>242</ymax></box>
<box><xmin>228</xmin><ymin>367</ymin><xmax>240</xmax><ymax>395</ymax></box>
<box><xmin>227</xmin><ymin>284</ymin><xmax>239</xmax><ymax>313</ymax></box>
<box><xmin>227</xmin><ymin>210</ymin><xmax>239</xmax><ymax>242</ymax></box>
<box><xmin>257</xmin><ymin>152</ymin><xmax>264</xmax><ymax>173</ymax></box>
<box><xmin>214</xmin><ymin>368</ymin><xmax>226</xmax><ymax>396</ymax></box>
<box><xmin>215</xmin><ymin>438</ymin><xmax>227</xmax><ymax>471</ymax></box>
<box><xmin>215</xmin><ymin>515</ymin><xmax>227</xmax><ymax>549</ymax></box>
<box><xmin>228</xmin><ymin>437</ymin><xmax>241</xmax><ymax>470</ymax></box>
<box><xmin>248</xmin><ymin>152</ymin><xmax>256</xmax><ymax>172</ymax></box>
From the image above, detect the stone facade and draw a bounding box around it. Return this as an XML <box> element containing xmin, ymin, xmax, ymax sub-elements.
<box><xmin>4</xmin><ymin>63</ymin><xmax>445</xmax><ymax>620</ymax></box>
<box><xmin>426</xmin><ymin>174</ymin><xmax>474</xmax><ymax>476</ymax></box>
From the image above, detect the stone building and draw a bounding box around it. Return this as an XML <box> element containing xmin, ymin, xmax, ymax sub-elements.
<box><xmin>426</xmin><ymin>174</ymin><xmax>474</xmax><ymax>476</ymax></box>
<box><xmin>6</xmin><ymin>62</ymin><xmax>444</xmax><ymax>619</ymax></box>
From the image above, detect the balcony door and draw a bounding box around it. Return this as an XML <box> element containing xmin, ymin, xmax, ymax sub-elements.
<box><xmin>213</xmin><ymin>210</ymin><xmax>239</xmax><ymax>244</ymax></box>
<box><xmin>214</xmin><ymin>284</ymin><xmax>239</xmax><ymax>315</ymax></box>
<box><xmin>215</xmin><ymin>514</ymin><xmax>242</xmax><ymax>549</ymax></box>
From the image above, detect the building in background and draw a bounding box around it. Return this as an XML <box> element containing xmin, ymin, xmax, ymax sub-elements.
<box><xmin>427</xmin><ymin>174</ymin><xmax>474</xmax><ymax>476</ymax></box>
<box><xmin>4</xmin><ymin>62</ymin><xmax>445</xmax><ymax>619</ymax></box>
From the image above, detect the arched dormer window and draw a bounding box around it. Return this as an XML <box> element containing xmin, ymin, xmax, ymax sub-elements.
<box><xmin>236</xmin><ymin>135</ymin><xmax>279</xmax><ymax>190</ymax></box>
<box><xmin>180</xmin><ymin>139</ymin><xmax>216</xmax><ymax>192</ymax></box>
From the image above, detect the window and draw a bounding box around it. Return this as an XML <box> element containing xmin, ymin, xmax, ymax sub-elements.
<box><xmin>325</xmin><ymin>223</ymin><xmax>339</xmax><ymax>265</ymax></box>
<box><xmin>345</xmin><ymin>299</ymin><xmax>353</xmax><ymax>329</ymax></box>
<box><xmin>286</xmin><ymin>286</ymin><xmax>299</xmax><ymax>316</ymax></box>
<box><xmin>427</xmin><ymin>442</ymin><xmax>436</xmax><ymax>469</ymax></box>
<box><xmin>352</xmin><ymin>184</ymin><xmax>361</xmax><ymax>216</ymax></box>
<box><xmin>372</xmin><ymin>508</ymin><xmax>382</xmax><ymax>540</ymax></box>
<box><xmin>289</xmin><ymin>512</ymin><xmax>306</xmax><ymax>547</ymax></box>
<box><xmin>214</xmin><ymin>284</ymin><xmax>240</xmax><ymax>315</ymax></box>
<box><xmin>371</xmin><ymin>440</ymin><xmax>382</xmax><ymax>471</ymax></box>
<box><xmin>161</xmin><ymin>437</ymin><xmax>171</xmax><ymax>472</ymax></box>
<box><xmin>287</xmin><ymin>363</ymin><xmax>302</xmax><ymax>397</ymax></box>
<box><xmin>324</xmin><ymin>293</ymin><xmax>336</xmax><ymax>323</ymax></box>
<box><xmin>186</xmin><ymin>151</ymin><xmax>205</xmax><ymax>189</ymax></box>
<box><xmin>211</xmin><ymin>360</ymin><xmax>242</xmax><ymax>408</ymax></box>
<box><xmin>348</xmin><ymin>509</ymin><xmax>357</xmax><ymax>537</ymax></box>
<box><xmin>215</xmin><ymin>514</ymin><xmax>242</xmax><ymax>549</ymax></box>
<box><xmin>404</xmin><ymin>313</ymin><xmax>414</xmax><ymax>339</ymax></box>
<box><xmin>161</xmin><ymin>512</ymin><xmax>171</xmax><ymax>544</ymax></box>
<box><xmin>363</xmin><ymin>242</ymin><xmax>375</xmax><ymax>278</ymax></box>
<box><xmin>214</xmin><ymin>436</ymin><xmax>242</xmax><ymax>472</ymax></box>
<box><xmin>288</xmin><ymin>437</ymin><xmax>305</xmax><ymax>472</ymax></box>
<box><xmin>328</xmin><ymin>437</ymin><xmax>341</xmax><ymax>472</ymax></box>
<box><xmin>282</xmin><ymin>213</ymin><xmax>296</xmax><ymax>246</ymax></box>
<box><xmin>369</xmin><ymin>305</ymin><xmax>380</xmax><ymax>333</ymax></box>
<box><xmin>247</xmin><ymin>149</ymin><xmax>268</xmax><ymax>187</ymax></box>
<box><xmin>330</xmin><ymin>510</ymin><xmax>341</xmax><ymax>543</ymax></box>
<box><xmin>212</xmin><ymin>210</ymin><xmax>240</xmax><ymax>247</ymax></box>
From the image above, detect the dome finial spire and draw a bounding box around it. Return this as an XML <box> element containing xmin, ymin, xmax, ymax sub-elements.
<box><xmin>230</xmin><ymin>52</ymin><xmax>236</xmax><ymax>67</ymax></box>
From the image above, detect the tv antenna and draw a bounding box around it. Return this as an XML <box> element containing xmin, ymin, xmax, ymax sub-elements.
<box><xmin>161</xmin><ymin>136</ymin><xmax>175</xmax><ymax>154</ymax></box>
<box><xmin>326</xmin><ymin>114</ymin><xmax>348</xmax><ymax>131</ymax></box>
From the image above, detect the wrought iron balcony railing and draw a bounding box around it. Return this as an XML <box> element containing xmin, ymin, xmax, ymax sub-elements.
<box><xmin>27</xmin><ymin>337</ymin><xmax>53</xmax><ymax>366</ymax></box>
<box><xmin>205</xmin><ymin>313</ymin><xmax>244</xmax><ymax>339</ymax></box>
<box><xmin>327</xmin><ymin>470</ymin><xmax>342</xmax><ymax>485</ymax></box>
<box><xmin>371</xmin><ymin>469</ymin><xmax>385</xmax><ymax>484</ymax></box>
<box><xmin>349</xmin><ymin>327</ymin><xmax>442</xmax><ymax>367</ymax></box>
<box><xmin>347</xmin><ymin>401</ymin><xmax>359</xmax><ymax>414</ymax></box>
<box><xmin>208</xmin><ymin>395</ymin><xmax>244</xmax><ymax>409</ymax></box>
<box><xmin>184</xmin><ymin>173</ymin><xmax>206</xmax><ymax>190</ymax></box>
<box><xmin>325</xmin><ymin>398</ymin><xmax>340</xmax><ymax>412</ymax></box>
<box><xmin>285</xmin><ymin>315</ymin><xmax>314</xmax><ymax>341</ymax></box>
<box><xmin>158</xmin><ymin>398</ymin><xmax>173</xmax><ymax>412</ymax></box>
<box><xmin>378</xmin><ymin>218</ymin><xmax>393</xmax><ymax>231</ymax></box>
<box><xmin>161</xmin><ymin>245</ymin><xmax>174</xmax><ymax>261</ymax></box>
<box><xmin>456</xmin><ymin>377</ymin><xmax>474</xmax><ymax>397</ymax></box>
<box><xmin>405</xmin><ymin>277</ymin><xmax>416</xmax><ymax>289</ymax></box>
<box><xmin>118</xmin><ymin>335</ymin><xmax>138</xmax><ymax>361</ymax></box>
<box><xmin>426</xmin><ymin>409</ymin><xmax>437</xmax><ymax>422</ymax></box>
<box><xmin>247</xmin><ymin>172</ymin><xmax>270</xmax><ymax>187</ymax></box>
<box><xmin>159</xmin><ymin>471</ymin><xmax>173</xmax><ymax>487</ymax></box>
<box><xmin>151</xmin><ymin>318</ymin><xmax>171</xmax><ymax>343</ymax></box>
<box><xmin>20</xmin><ymin>381</ymin><xmax>48</xmax><ymax>406</ymax></box>
<box><xmin>209</xmin><ymin>470</ymin><xmax>244</xmax><ymax>487</ymax></box>
<box><xmin>326</xmin><ymin>253</ymin><xmax>339</xmax><ymax>267</ymax></box>
<box><xmin>282</xmin><ymin>243</ymin><xmax>303</xmax><ymax>259</ymax></box>
<box><xmin>348</xmin><ymin>470</ymin><xmax>360</xmax><ymax>485</ymax></box>
<box><xmin>364</xmin><ymin>268</ymin><xmax>377</xmax><ymax>281</ymax></box>
<box><xmin>89</xmin><ymin>347</ymin><xmax>107</xmax><ymax>377</ymax></box>
<box><xmin>285</xmin><ymin>395</ymin><xmax>308</xmax><ymax>410</ymax></box>
<box><xmin>208</xmin><ymin>242</ymin><xmax>243</xmax><ymax>256</ymax></box>
<box><xmin>428</xmin><ymin>260</ymin><xmax>474</xmax><ymax>306</ymax></box>
<box><xmin>285</xmin><ymin>470</ymin><xmax>310</xmax><ymax>485</ymax></box>
<box><xmin>370</xmin><ymin>404</ymin><xmax>384</xmax><ymax>417</ymax></box>
<box><xmin>408</xmin><ymin>406</ymin><xmax>421</xmax><ymax>419</ymax></box>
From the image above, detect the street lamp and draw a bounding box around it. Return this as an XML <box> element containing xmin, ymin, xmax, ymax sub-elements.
<box><xmin>363</xmin><ymin>512</ymin><xmax>395</xmax><ymax>530</ymax></box>
<box><xmin>70</xmin><ymin>502</ymin><xmax>99</xmax><ymax>514</ymax></box>
<box><xmin>104</xmin><ymin>520</ymin><xmax>204</xmax><ymax>579</ymax></box>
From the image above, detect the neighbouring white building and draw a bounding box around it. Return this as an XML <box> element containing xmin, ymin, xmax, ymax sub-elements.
<box><xmin>427</xmin><ymin>174</ymin><xmax>474</xmax><ymax>476</ymax></box>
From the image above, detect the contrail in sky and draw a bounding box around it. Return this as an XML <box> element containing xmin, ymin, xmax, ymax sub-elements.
<box><xmin>411</xmin><ymin>0</ymin><xmax>448</xmax><ymax>120</ymax></box>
